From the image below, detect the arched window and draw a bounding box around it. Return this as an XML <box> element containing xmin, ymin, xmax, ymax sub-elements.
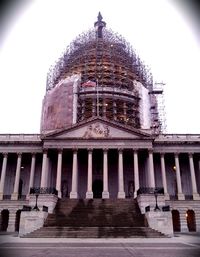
<box><xmin>186</xmin><ymin>209</ymin><xmax>196</xmax><ymax>232</ymax></box>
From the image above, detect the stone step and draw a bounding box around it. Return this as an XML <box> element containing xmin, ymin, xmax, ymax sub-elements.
<box><xmin>23</xmin><ymin>226</ymin><xmax>166</xmax><ymax>238</ymax></box>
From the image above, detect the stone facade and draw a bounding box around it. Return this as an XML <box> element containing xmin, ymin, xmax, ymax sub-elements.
<box><xmin>0</xmin><ymin>118</ymin><xmax>200</xmax><ymax>235</ymax></box>
<box><xmin>0</xmin><ymin>13</ymin><xmax>200</xmax><ymax>237</ymax></box>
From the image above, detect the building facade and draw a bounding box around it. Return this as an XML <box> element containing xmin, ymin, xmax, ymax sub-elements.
<box><xmin>0</xmin><ymin>13</ymin><xmax>200</xmax><ymax>235</ymax></box>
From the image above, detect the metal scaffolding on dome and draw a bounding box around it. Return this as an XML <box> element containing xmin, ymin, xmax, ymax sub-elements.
<box><xmin>44</xmin><ymin>13</ymin><xmax>162</xmax><ymax>131</ymax></box>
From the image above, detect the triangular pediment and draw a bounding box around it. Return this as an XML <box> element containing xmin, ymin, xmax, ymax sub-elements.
<box><xmin>43</xmin><ymin>118</ymin><xmax>152</xmax><ymax>139</ymax></box>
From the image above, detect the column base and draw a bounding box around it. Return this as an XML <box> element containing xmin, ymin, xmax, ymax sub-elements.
<box><xmin>164</xmin><ymin>193</ymin><xmax>170</xmax><ymax>200</ymax></box>
<box><xmin>193</xmin><ymin>193</ymin><xmax>200</xmax><ymax>200</ymax></box>
<box><xmin>177</xmin><ymin>193</ymin><xmax>185</xmax><ymax>200</ymax></box>
<box><xmin>117</xmin><ymin>191</ymin><xmax>125</xmax><ymax>199</ymax></box>
<box><xmin>102</xmin><ymin>191</ymin><xmax>109</xmax><ymax>199</ymax></box>
<box><xmin>70</xmin><ymin>192</ymin><xmax>78</xmax><ymax>199</ymax></box>
<box><xmin>86</xmin><ymin>191</ymin><xmax>93</xmax><ymax>199</ymax></box>
<box><xmin>11</xmin><ymin>193</ymin><xmax>18</xmax><ymax>200</ymax></box>
<box><xmin>57</xmin><ymin>191</ymin><xmax>62</xmax><ymax>199</ymax></box>
<box><xmin>0</xmin><ymin>192</ymin><xmax>4</xmax><ymax>200</ymax></box>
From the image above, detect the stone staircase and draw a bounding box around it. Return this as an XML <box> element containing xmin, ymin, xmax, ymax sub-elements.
<box><xmin>23</xmin><ymin>199</ymin><xmax>166</xmax><ymax>238</ymax></box>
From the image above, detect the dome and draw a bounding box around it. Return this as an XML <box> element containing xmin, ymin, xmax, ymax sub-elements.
<box><xmin>41</xmin><ymin>13</ymin><xmax>158</xmax><ymax>133</ymax></box>
<box><xmin>46</xmin><ymin>13</ymin><xmax>153</xmax><ymax>92</ymax></box>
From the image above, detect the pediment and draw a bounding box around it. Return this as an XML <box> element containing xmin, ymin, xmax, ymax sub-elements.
<box><xmin>44</xmin><ymin>118</ymin><xmax>152</xmax><ymax>140</ymax></box>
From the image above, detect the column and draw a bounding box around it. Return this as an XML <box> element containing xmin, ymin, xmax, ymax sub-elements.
<box><xmin>103</xmin><ymin>99</ymin><xmax>106</xmax><ymax>118</ymax></box>
<box><xmin>56</xmin><ymin>149</ymin><xmax>63</xmax><ymax>198</ymax></box>
<box><xmin>0</xmin><ymin>153</ymin><xmax>8</xmax><ymax>200</ymax></box>
<box><xmin>40</xmin><ymin>150</ymin><xmax>48</xmax><ymax>187</ymax></box>
<box><xmin>26</xmin><ymin>153</ymin><xmax>36</xmax><ymax>199</ymax></box>
<box><xmin>133</xmin><ymin>150</ymin><xmax>139</xmax><ymax>198</ymax></box>
<box><xmin>113</xmin><ymin>101</ymin><xmax>117</xmax><ymax>121</ymax></box>
<box><xmin>86</xmin><ymin>149</ymin><xmax>93</xmax><ymax>198</ymax></box>
<box><xmin>189</xmin><ymin>153</ymin><xmax>200</xmax><ymax>200</ymax></box>
<box><xmin>70</xmin><ymin>149</ymin><xmax>78</xmax><ymax>199</ymax></box>
<box><xmin>148</xmin><ymin>150</ymin><xmax>155</xmax><ymax>188</ymax></box>
<box><xmin>11</xmin><ymin>153</ymin><xmax>22</xmax><ymax>200</ymax></box>
<box><xmin>174</xmin><ymin>153</ymin><xmax>185</xmax><ymax>200</ymax></box>
<box><xmin>102</xmin><ymin>149</ymin><xmax>109</xmax><ymax>198</ymax></box>
<box><xmin>92</xmin><ymin>99</ymin><xmax>96</xmax><ymax>117</ymax></box>
<box><xmin>117</xmin><ymin>149</ymin><xmax>125</xmax><ymax>198</ymax></box>
<box><xmin>160</xmin><ymin>153</ymin><xmax>169</xmax><ymax>199</ymax></box>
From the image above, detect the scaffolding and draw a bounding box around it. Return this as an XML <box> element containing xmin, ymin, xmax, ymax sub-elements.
<box><xmin>149</xmin><ymin>81</ymin><xmax>166</xmax><ymax>133</ymax></box>
<box><xmin>45</xmin><ymin>13</ymin><xmax>162</xmax><ymax>131</ymax></box>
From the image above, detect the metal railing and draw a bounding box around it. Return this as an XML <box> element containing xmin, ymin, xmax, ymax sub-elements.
<box><xmin>137</xmin><ymin>187</ymin><xmax>164</xmax><ymax>195</ymax></box>
<box><xmin>30</xmin><ymin>187</ymin><xmax>58</xmax><ymax>195</ymax></box>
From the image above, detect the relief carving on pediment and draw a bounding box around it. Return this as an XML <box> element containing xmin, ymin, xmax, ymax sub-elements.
<box><xmin>83</xmin><ymin>123</ymin><xmax>110</xmax><ymax>138</ymax></box>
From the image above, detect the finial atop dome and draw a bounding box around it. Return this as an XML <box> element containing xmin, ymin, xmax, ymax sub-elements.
<box><xmin>97</xmin><ymin>12</ymin><xmax>103</xmax><ymax>22</ymax></box>
<box><xmin>94</xmin><ymin>12</ymin><xmax>106</xmax><ymax>39</ymax></box>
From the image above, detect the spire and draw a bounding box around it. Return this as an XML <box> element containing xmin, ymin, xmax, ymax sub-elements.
<box><xmin>94</xmin><ymin>12</ymin><xmax>106</xmax><ymax>38</ymax></box>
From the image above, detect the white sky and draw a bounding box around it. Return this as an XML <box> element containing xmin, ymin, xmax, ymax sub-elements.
<box><xmin>0</xmin><ymin>0</ymin><xmax>200</xmax><ymax>134</ymax></box>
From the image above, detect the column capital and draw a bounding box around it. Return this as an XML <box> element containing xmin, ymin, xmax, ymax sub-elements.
<box><xmin>87</xmin><ymin>148</ymin><xmax>93</xmax><ymax>152</ymax></box>
<box><xmin>31</xmin><ymin>152</ymin><xmax>37</xmax><ymax>156</ymax></box>
<box><xmin>103</xmin><ymin>148</ymin><xmax>108</xmax><ymax>153</ymax></box>
<box><xmin>118</xmin><ymin>148</ymin><xmax>123</xmax><ymax>153</ymax></box>
<box><xmin>133</xmin><ymin>149</ymin><xmax>138</xmax><ymax>153</ymax></box>
<box><xmin>160</xmin><ymin>152</ymin><xmax>165</xmax><ymax>157</ymax></box>
<box><xmin>57</xmin><ymin>148</ymin><xmax>63</xmax><ymax>154</ymax></box>
<box><xmin>2</xmin><ymin>152</ymin><xmax>8</xmax><ymax>157</ymax></box>
<box><xmin>17</xmin><ymin>152</ymin><xmax>22</xmax><ymax>157</ymax></box>
<box><xmin>188</xmin><ymin>152</ymin><xmax>194</xmax><ymax>157</ymax></box>
<box><xmin>148</xmin><ymin>149</ymin><xmax>153</xmax><ymax>154</ymax></box>
<box><xmin>72</xmin><ymin>148</ymin><xmax>78</xmax><ymax>153</ymax></box>
<box><xmin>43</xmin><ymin>148</ymin><xmax>48</xmax><ymax>154</ymax></box>
<box><xmin>174</xmin><ymin>152</ymin><xmax>180</xmax><ymax>157</ymax></box>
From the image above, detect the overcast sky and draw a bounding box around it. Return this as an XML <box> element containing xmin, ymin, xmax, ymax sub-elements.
<box><xmin>0</xmin><ymin>0</ymin><xmax>200</xmax><ymax>134</ymax></box>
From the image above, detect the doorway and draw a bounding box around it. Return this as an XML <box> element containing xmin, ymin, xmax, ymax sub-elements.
<box><xmin>15</xmin><ymin>210</ymin><xmax>21</xmax><ymax>232</ymax></box>
<box><xmin>186</xmin><ymin>209</ymin><xmax>196</xmax><ymax>232</ymax></box>
<box><xmin>92</xmin><ymin>179</ymin><xmax>103</xmax><ymax>198</ymax></box>
<box><xmin>0</xmin><ymin>209</ymin><xmax>9</xmax><ymax>231</ymax></box>
<box><xmin>172</xmin><ymin>209</ymin><xmax>181</xmax><ymax>232</ymax></box>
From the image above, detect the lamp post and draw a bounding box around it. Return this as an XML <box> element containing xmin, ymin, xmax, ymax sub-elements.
<box><xmin>32</xmin><ymin>193</ymin><xmax>39</xmax><ymax>211</ymax></box>
<box><xmin>154</xmin><ymin>188</ymin><xmax>160</xmax><ymax>211</ymax></box>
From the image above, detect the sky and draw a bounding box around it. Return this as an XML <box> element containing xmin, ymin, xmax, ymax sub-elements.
<box><xmin>0</xmin><ymin>0</ymin><xmax>200</xmax><ymax>134</ymax></box>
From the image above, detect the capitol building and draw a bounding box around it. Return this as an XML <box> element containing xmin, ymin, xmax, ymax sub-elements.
<box><xmin>0</xmin><ymin>13</ymin><xmax>199</xmax><ymax>237</ymax></box>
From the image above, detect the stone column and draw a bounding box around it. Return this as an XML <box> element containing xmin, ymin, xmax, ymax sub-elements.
<box><xmin>86</xmin><ymin>149</ymin><xmax>93</xmax><ymax>199</ymax></box>
<box><xmin>117</xmin><ymin>149</ymin><xmax>125</xmax><ymax>198</ymax></box>
<box><xmin>148</xmin><ymin>150</ymin><xmax>155</xmax><ymax>188</ymax></box>
<box><xmin>40</xmin><ymin>150</ymin><xmax>48</xmax><ymax>188</ymax></box>
<box><xmin>0</xmin><ymin>153</ymin><xmax>8</xmax><ymax>200</ymax></box>
<box><xmin>113</xmin><ymin>101</ymin><xmax>117</xmax><ymax>121</ymax></box>
<box><xmin>160</xmin><ymin>153</ymin><xmax>169</xmax><ymax>200</ymax></box>
<box><xmin>26</xmin><ymin>153</ymin><xmax>36</xmax><ymax>199</ymax></box>
<box><xmin>102</xmin><ymin>149</ymin><xmax>109</xmax><ymax>199</ymax></box>
<box><xmin>56</xmin><ymin>149</ymin><xmax>63</xmax><ymax>198</ymax></box>
<box><xmin>174</xmin><ymin>153</ymin><xmax>185</xmax><ymax>200</ymax></box>
<box><xmin>103</xmin><ymin>99</ymin><xmax>106</xmax><ymax>118</ymax></box>
<box><xmin>92</xmin><ymin>99</ymin><xmax>96</xmax><ymax>117</ymax></box>
<box><xmin>189</xmin><ymin>153</ymin><xmax>200</xmax><ymax>200</ymax></box>
<box><xmin>70</xmin><ymin>149</ymin><xmax>78</xmax><ymax>199</ymax></box>
<box><xmin>133</xmin><ymin>150</ymin><xmax>139</xmax><ymax>198</ymax></box>
<box><xmin>11</xmin><ymin>153</ymin><xmax>22</xmax><ymax>200</ymax></box>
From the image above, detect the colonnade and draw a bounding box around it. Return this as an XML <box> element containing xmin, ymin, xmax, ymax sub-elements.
<box><xmin>0</xmin><ymin>150</ymin><xmax>199</xmax><ymax>200</ymax></box>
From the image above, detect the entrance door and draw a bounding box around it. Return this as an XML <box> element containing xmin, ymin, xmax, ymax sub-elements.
<box><xmin>172</xmin><ymin>210</ymin><xmax>181</xmax><ymax>232</ymax></box>
<box><xmin>92</xmin><ymin>180</ymin><xmax>103</xmax><ymax>198</ymax></box>
<box><xmin>186</xmin><ymin>210</ymin><xmax>196</xmax><ymax>232</ymax></box>
<box><xmin>1</xmin><ymin>210</ymin><xmax>9</xmax><ymax>231</ymax></box>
